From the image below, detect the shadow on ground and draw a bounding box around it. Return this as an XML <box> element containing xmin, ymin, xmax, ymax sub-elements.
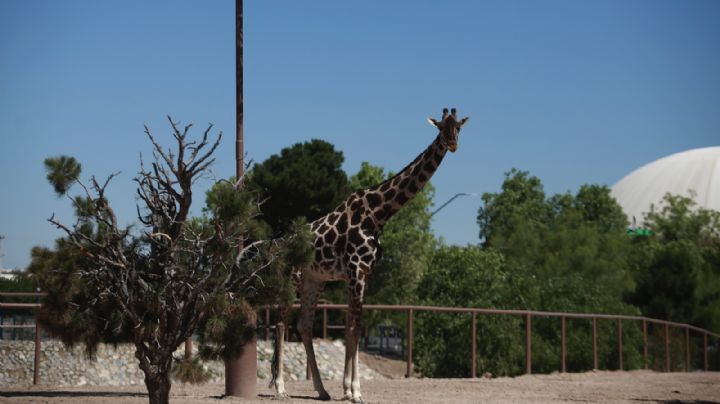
<box><xmin>0</xmin><ymin>390</ymin><xmax>146</xmax><ymax>398</ymax></box>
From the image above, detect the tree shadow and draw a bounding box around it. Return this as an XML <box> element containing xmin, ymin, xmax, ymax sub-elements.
<box><xmin>0</xmin><ymin>390</ymin><xmax>146</xmax><ymax>398</ymax></box>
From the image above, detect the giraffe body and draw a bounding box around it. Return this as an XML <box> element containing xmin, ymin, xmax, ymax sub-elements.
<box><xmin>271</xmin><ymin>109</ymin><xmax>469</xmax><ymax>403</ymax></box>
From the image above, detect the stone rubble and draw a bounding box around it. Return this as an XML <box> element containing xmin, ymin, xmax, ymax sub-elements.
<box><xmin>0</xmin><ymin>339</ymin><xmax>383</xmax><ymax>387</ymax></box>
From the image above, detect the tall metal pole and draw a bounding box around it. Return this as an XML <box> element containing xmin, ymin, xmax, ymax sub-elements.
<box><xmin>235</xmin><ymin>0</ymin><xmax>244</xmax><ymax>179</ymax></box>
<box><xmin>225</xmin><ymin>0</ymin><xmax>256</xmax><ymax>398</ymax></box>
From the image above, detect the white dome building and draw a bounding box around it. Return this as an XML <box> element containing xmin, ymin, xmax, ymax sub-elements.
<box><xmin>611</xmin><ymin>146</ymin><xmax>720</xmax><ymax>225</ymax></box>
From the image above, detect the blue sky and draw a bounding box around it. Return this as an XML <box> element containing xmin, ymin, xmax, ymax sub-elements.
<box><xmin>1</xmin><ymin>0</ymin><xmax>718</xmax><ymax>270</ymax></box>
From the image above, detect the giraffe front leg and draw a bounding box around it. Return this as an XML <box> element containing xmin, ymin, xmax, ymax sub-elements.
<box><xmin>343</xmin><ymin>297</ymin><xmax>365</xmax><ymax>403</ymax></box>
<box><xmin>342</xmin><ymin>324</ymin><xmax>354</xmax><ymax>400</ymax></box>
<box><xmin>350</xmin><ymin>326</ymin><xmax>364</xmax><ymax>403</ymax></box>
<box><xmin>350</xmin><ymin>337</ymin><xmax>363</xmax><ymax>403</ymax></box>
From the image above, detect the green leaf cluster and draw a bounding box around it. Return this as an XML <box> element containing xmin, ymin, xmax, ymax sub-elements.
<box><xmin>630</xmin><ymin>194</ymin><xmax>720</xmax><ymax>334</ymax></box>
<box><xmin>418</xmin><ymin>169</ymin><xmax>643</xmax><ymax>377</ymax></box>
<box><xmin>43</xmin><ymin>156</ymin><xmax>81</xmax><ymax>197</ymax></box>
<box><xmin>27</xmin><ymin>236</ymin><xmax>134</xmax><ymax>356</ymax></box>
<box><xmin>414</xmin><ymin>246</ymin><xmax>524</xmax><ymax>377</ymax></box>
<box><xmin>246</xmin><ymin>139</ymin><xmax>349</xmax><ymax>235</ymax></box>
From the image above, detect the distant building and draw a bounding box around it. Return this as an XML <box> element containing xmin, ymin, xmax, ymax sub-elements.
<box><xmin>611</xmin><ymin>146</ymin><xmax>720</xmax><ymax>225</ymax></box>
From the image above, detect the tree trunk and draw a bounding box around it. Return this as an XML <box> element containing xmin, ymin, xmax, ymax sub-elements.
<box><xmin>136</xmin><ymin>347</ymin><xmax>174</xmax><ymax>404</ymax></box>
<box><xmin>144</xmin><ymin>373</ymin><xmax>172</xmax><ymax>404</ymax></box>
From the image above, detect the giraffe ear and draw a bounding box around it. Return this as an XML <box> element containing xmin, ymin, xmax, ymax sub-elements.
<box><xmin>427</xmin><ymin>117</ymin><xmax>440</xmax><ymax>128</ymax></box>
<box><xmin>459</xmin><ymin>117</ymin><xmax>469</xmax><ymax>126</ymax></box>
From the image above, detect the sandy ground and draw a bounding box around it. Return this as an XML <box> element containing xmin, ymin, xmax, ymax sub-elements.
<box><xmin>1</xmin><ymin>371</ymin><xmax>719</xmax><ymax>404</ymax></box>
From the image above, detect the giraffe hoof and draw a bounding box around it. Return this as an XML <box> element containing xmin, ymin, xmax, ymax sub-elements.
<box><xmin>274</xmin><ymin>392</ymin><xmax>289</xmax><ymax>400</ymax></box>
<box><xmin>318</xmin><ymin>391</ymin><xmax>331</xmax><ymax>401</ymax></box>
<box><xmin>351</xmin><ymin>397</ymin><xmax>365</xmax><ymax>404</ymax></box>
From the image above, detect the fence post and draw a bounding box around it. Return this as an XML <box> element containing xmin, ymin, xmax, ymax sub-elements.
<box><xmin>685</xmin><ymin>327</ymin><xmax>690</xmax><ymax>372</ymax></box>
<box><xmin>643</xmin><ymin>320</ymin><xmax>648</xmax><ymax>370</ymax></box>
<box><xmin>406</xmin><ymin>308</ymin><xmax>413</xmax><ymax>378</ymax></box>
<box><xmin>265</xmin><ymin>307</ymin><xmax>270</xmax><ymax>341</ymax></box>
<box><xmin>561</xmin><ymin>316</ymin><xmax>566</xmax><ymax>373</ymax></box>
<box><xmin>617</xmin><ymin>319</ymin><xmax>623</xmax><ymax>370</ymax></box>
<box><xmin>664</xmin><ymin>324</ymin><xmax>670</xmax><ymax>372</ymax></box>
<box><xmin>471</xmin><ymin>312</ymin><xmax>477</xmax><ymax>378</ymax></box>
<box><xmin>323</xmin><ymin>308</ymin><xmax>328</xmax><ymax>340</ymax></box>
<box><xmin>704</xmin><ymin>332</ymin><xmax>709</xmax><ymax>371</ymax></box>
<box><xmin>33</xmin><ymin>321</ymin><xmax>41</xmax><ymax>385</ymax></box>
<box><xmin>592</xmin><ymin>317</ymin><xmax>598</xmax><ymax>370</ymax></box>
<box><xmin>525</xmin><ymin>313</ymin><xmax>532</xmax><ymax>375</ymax></box>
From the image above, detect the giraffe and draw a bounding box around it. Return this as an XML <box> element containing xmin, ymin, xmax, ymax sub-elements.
<box><xmin>270</xmin><ymin>108</ymin><xmax>469</xmax><ymax>403</ymax></box>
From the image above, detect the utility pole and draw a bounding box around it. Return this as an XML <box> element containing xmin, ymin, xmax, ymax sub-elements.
<box><xmin>235</xmin><ymin>0</ymin><xmax>244</xmax><ymax>180</ymax></box>
<box><xmin>225</xmin><ymin>0</ymin><xmax>257</xmax><ymax>398</ymax></box>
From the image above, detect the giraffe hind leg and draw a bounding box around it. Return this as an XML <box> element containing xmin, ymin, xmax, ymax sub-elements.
<box><xmin>298</xmin><ymin>278</ymin><xmax>331</xmax><ymax>400</ymax></box>
<box><xmin>270</xmin><ymin>306</ymin><xmax>289</xmax><ymax>398</ymax></box>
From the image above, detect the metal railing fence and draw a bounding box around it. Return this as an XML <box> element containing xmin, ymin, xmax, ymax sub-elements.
<box><xmin>2</xmin><ymin>293</ymin><xmax>718</xmax><ymax>384</ymax></box>
<box><xmin>259</xmin><ymin>303</ymin><xmax>720</xmax><ymax>378</ymax></box>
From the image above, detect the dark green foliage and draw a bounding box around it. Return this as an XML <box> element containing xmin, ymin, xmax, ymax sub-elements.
<box><xmin>630</xmin><ymin>194</ymin><xmax>720</xmax><ymax>333</ymax></box>
<box><xmin>478</xmin><ymin>171</ymin><xmax>635</xmax><ymax>313</ymax></box>
<box><xmin>0</xmin><ymin>271</ymin><xmax>35</xmax><ymax>294</ymax></box>
<box><xmin>44</xmin><ymin>156</ymin><xmax>81</xmax><ymax>197</ymax></box>
<box><xmin>0</xmin><ymin>272</ymin><xmax>37</xmax><ymax>321</ymax></box>
<box><xmin>415</xmin><ymin>246</ymin><xmax>524</xmax><ymax>377</ymax></box>
<box><xmin>196</xmin><ymin>216</ymin><xmax>314</xmax><ymax>360</ymax></box>
<box><xmin>477</xmin><ymin>168</ymin><xmax>550</xmax><ymax>246</ymax></box>
<box><xmin>247</xmin><ymin>139</ymin><xmax>349</xmax><ymax>235</ymax></box>
<box><xmin>27</xmin><ymin>242</ymin><xmax>134</xmax><ymax>357</ymax></box>
<box><xmin>468</xmin><ymin>169</ymin><xmax>644</xmax><ymax>375</ymax></box>
<box><xmin>29</xmin><ymin>119</ymin><xmax>296</xmax><ymax>404</ymax></box>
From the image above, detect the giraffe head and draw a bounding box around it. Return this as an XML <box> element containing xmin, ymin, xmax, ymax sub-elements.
<box><xmin>427</xmin><ymin>108</ymin><xmax>469</xmax><ymax>152</ymax></box>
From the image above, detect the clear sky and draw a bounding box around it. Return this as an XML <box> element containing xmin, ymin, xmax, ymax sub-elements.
<box><xmin>1</xmin><ymin>0</ymin><xmax>718</xmax><ymax>270</ymax></box>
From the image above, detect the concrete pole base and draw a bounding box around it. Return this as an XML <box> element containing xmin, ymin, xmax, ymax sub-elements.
<box><xmin>225</xmin><ymin>336</ymin><xmax>257</xmax><ymax>398</ymax></box>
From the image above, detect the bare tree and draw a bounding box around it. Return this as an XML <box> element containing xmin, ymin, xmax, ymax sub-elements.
<box><xmin>45</xmin><ymin>117</ymin><xmax>272</xmax><ymax>404</ymax></box>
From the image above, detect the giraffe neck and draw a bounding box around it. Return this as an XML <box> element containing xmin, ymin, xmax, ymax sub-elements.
<box><xmin>363</xmin><ymin>134</ymin><xmax>448</xmax><ymax>227</ymax></box>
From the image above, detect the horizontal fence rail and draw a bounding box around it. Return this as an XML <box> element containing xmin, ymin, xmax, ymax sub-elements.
<box><xmin>260</xmin><ymin>303</ymin><xmax>720</xmax><ymax>378</ymax></box>
<box><xmin>2</xmin><ymin>292</ymin><xmax>719</xmax><ymax>384</ymax></box>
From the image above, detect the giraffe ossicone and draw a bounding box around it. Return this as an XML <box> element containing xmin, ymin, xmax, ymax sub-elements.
<box><xmin>270</xmin><ymin>108</ymin><xmax>469</xmax><ymax>403</ymax></box>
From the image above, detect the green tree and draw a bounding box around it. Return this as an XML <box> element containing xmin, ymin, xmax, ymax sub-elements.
<box><xmin>476</xmin><ymin>170</ymin><xmax>641</xmax><ymax>372</ymax></box>
<box><xmin>477</xmin><ymin>168</ymin><xmax>550</xmax><ymax>247</ymax></box>
<box><xmin>247</xmin><ymin>139</ymin><xmax>349</xmax><ymax>235</ymax></box>
<box><xmin>631</xmin><ymin>193</ymin><xmax>720</xmax><ymax>334</ymax></box>
<box><xmin>27</xmin><ymin>119</ymin><xmax>308</xmax><ymax>404</ymax></box>
<box><xmin>415</xmin><ymin>246</ymin><xmax>524</xmax><ymax>377</ymax></box>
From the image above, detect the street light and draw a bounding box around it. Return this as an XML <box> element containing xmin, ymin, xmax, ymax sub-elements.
<box><xmin>431</xmin><ymin>192</ymin><xmax>480</xmax><ymax>217</ymax></box>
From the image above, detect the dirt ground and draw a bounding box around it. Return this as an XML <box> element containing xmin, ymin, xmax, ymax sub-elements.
<box><xmin>1</xmin><ymin>371</ymin><xmax>719</xmax><ymax>404</ymax></box>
